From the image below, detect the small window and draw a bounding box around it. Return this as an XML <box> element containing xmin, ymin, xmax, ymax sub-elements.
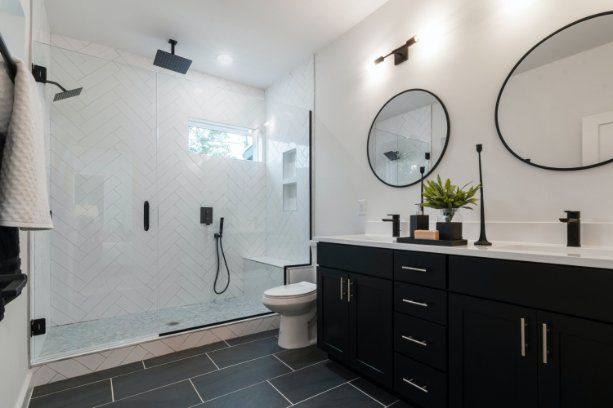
<box><xmin>188</xmin><ymin>120</ymin><xmax>256</xmax><ymax>161</ymax></box>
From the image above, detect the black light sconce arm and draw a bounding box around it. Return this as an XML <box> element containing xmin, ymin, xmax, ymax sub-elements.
<box><xmin>374</xmin><ymin>36</ymin><xmax>418</xmax><ymax>65</ymax></box>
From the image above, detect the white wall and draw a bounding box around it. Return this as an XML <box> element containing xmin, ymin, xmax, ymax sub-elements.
<box><xmin>314</xmin><ymin>0</ymin><xmax>613</xmax><ymax>245</ymax></box>
<box><xmin>0</xmin><ymin>1</ymin><xmax>36</xmax><ymax>407</ymax></box>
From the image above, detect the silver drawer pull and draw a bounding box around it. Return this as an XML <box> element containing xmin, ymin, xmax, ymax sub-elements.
<box><xmin>402</xmin><ymin>298</ymin><xmax>429</xmax><ymax>308</ymax></box>
<box><xmin>402</xmin><ymin>335</ymin><xmax>428</xmax><ymax>347</ymax></box>
<box><xmin>401</xmin><ymin>266</ymin><xmax>427</xmax><ymax>273</ymax></box>
<box><xmin>403</xmin><ymin>378</ymin><xmax>428</xmax><ymax>394</ymax></box>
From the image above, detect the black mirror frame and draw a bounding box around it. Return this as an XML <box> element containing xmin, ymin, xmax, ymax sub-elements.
<box><xmin>495</xmin><ymin>10</ymin><xmax>613</xmax><ymax>172</ymax></box>
<box><xmin>367</xmin><ymin>88</ymin><xmax>450</xmax><ymax>188</ymax></box>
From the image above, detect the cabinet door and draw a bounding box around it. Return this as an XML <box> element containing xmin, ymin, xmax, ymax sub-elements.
<box><xmin>449</xmin><ymin>294</ymin><xmax>538</xmax><ymax>408</ymax></box>
<box><xmin>538</xmin><ymin>312</ymin><xmax>613</xmax><ymax>408</ymax></box>
<box><xmin>349</xmin><ymin>273</ymin><xmax>393</xmax><ymax>387</ymax></box>
<box><xmin>317</xmin><ymin>267</ymin><xmax>350</xmax><ymax>361</ymax></box>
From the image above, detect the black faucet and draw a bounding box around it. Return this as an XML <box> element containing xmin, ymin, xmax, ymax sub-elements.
<box><xmin>382</xmin><ymin>214</ymin><xmax>400</xmax><ymax>238</ymax></box>
<box><xmin>559</xmin><ymin>210</ymin><xmax>580</xmax><ymax>247</ymax></box>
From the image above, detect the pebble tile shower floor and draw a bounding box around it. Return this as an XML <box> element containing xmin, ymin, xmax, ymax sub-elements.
<box><xmin>28</xmin><ymin>330</ymin><xmax>413</xmax><ymax>407</ymax></box>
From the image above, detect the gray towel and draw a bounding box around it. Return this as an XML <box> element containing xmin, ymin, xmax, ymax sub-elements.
<box><xmin>0</xmin><ymin>60</ymin><xmax>52</xmax><ymax>229</ymax></box>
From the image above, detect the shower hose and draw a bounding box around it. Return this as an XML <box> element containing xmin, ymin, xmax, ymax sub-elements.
<box><xmin>213</xmin><ymin>233</ymin><xmax>230</xmax><ymax>294</ymax></box>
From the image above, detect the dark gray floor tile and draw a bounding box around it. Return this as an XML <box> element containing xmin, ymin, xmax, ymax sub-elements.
<box><xmin>226</xmin><ymin>329</ymin><xmax>278</xmax><ymax>346</ymax></box>
<box><xmin>269</xmin><ymin>360</ymin><xmax>358</xmax><ymax>404</ymax></box>
<box><xmin>201</xmin><ymin>381</ymin><xmax>289</xmax><ymax>408</ymax></box>
<box><xmin>144</xmin><ymin>341</ymin><xmax>228</xmax><ymax>368</ymax></box>
<box><xmin>113</xmin><ymin>354</ymin><xmax>216</xmax><ymax>400</ymax></box>
<box><xmin>274</xmin><ymin>345</ymin><xmax>327</xmax><ymax>370</ymax></box>
<box><xmin>107</xmin><ymin>380</ymin><xmax>201</xmax><ymax>408</ymax></box>
<box><xmin>31</xmin><ymin>362</ymin><xmax>143</xmax><ymax>398</ymax></box>
<box><xmin>192</xmin><ymin>355</ymin><xmax>290</xmax><ymax>401</ymax></box>
<box><xmin>293</xmin><ymin>383</ymin><xmax>380</xmax><ymax>407</ymax></box>
<box><xmin>29</xmin><ymin>380</ymin><xmax>112</xmax><ymax>408</ymax></box>
<box><xmin>351</xmin><ymin>377</ymin><xmax>398</xmax><ymax>405</ymax></box>
<box><xmin>208</xmin><ymin>337</ymin><xmax>282</xmax><ymax>368</ymax></box>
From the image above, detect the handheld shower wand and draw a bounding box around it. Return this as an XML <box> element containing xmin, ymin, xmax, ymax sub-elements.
<box><xmin>213</xmin><ymin>217</ymin><xmax>230</xmax><ymax>294</ymax></box>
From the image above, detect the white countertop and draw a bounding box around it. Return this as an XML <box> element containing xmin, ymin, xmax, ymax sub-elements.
<box><xmin>313</xmin><ymin>235</ymin><xmax>613</xmax><ymax>270</ymax></box>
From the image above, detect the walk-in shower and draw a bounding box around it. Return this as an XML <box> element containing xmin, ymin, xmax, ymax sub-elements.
<box><xmin>29</xmin><ymin>41</ymin><xmax>313</xmax><ymax>364</ymax></box>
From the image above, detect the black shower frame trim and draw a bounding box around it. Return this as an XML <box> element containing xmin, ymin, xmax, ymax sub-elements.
<box><xmin>160</xmin><ymin>109</ymin><xmax>314</xmax><ymax>338</ymax></box>
<box><xmin>494</xmin><ymin>10</ymin><xmax>613</xmax><ymax>172</ymax></box>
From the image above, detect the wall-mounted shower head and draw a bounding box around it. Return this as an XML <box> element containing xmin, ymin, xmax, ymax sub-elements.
<box><xmin>32</xmin><ymin>65</ymin><xmax>83</xmax><ymax>102</ymax></box>
<box><xmin>53</xmin><ymin>87</ymin><xmax>83</xmax><ymax>102</ymax></box>
<box><xmin>154</xmin><ymin>39</ymin><xmax>192</xmax><ymax>74</ymax></box>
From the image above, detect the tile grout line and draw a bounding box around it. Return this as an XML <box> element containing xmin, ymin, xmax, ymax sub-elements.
<box><xmin>97</xmin><ymin>378</ymin><xmax>194</xmax><ymax>406</ymax></box>
<box><xmin>189</xmin><ymin>378</ymin><xmax>204</xmax><ymax>403</ymax></box>
<box><xmin>205</xmin><ymin>352</ymin><xmax>221</xmax><ymax>370</ymax></box>
<box><xmin>141</xmin><ymin>360</ymin><xmax>146</xmax><ymax>369</ymax></box>
<box><xmin>266</xmin><ymin>379</ymin><xmax>294</xmax><ymax>406</ymax></box>
<box><xmin>267</xmin><ymin>359</ymin><xmax>330</xmax><ymax>382</ymax></box>
<box><xmin>348</xmin><ymin>381</ymin><xmax>386</xmax><ymax>407</ymax></box>
<box><xmin>272</xmin><ymin>353</ymin><xmax>295</xmax><ymax>371</ymax></box>
<box><xmin>110</xmin><ymin>378</ymin><xmax>115</xmax><ymax>402</ymax></box>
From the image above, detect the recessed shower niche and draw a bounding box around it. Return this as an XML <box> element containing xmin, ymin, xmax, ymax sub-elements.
<box><xmin>29</xmin><ymin>42</ymin><xmax>313</xmax><ymax>364</ymax></box>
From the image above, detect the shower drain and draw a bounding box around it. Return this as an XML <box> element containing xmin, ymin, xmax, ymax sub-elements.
<box><xmin>166</xmin><ymin>321</ymin><xmax>180</xmax><ymax>326</ymax></box>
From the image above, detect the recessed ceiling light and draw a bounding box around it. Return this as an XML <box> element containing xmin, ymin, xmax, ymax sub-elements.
<box><xmin>217</xmin><ymin>54</ymin><xmax>233</xmax><ymax>66</ymax></box>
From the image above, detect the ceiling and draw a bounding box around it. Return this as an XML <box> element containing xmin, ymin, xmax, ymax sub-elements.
<box><xmin>45</xmin><ymin>0</ymin><xmax>389</xmax><ymax>88</ymax></box>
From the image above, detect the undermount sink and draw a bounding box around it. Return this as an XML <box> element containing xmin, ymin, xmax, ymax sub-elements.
<box><xmin>494</xmin><ymin>242</ymin><xmax>613</xmax><ymax>258</ymax></box>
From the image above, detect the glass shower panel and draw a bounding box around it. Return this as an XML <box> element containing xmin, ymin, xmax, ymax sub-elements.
<box><xmin>30</xmin><ymin>43</ymin><xmax>158</xmax><ymax>363</ymax></box>
<box><xmin>155</xmin><ymin>72</ymin><xmax>278</xmax><ymax>334</ymax></box>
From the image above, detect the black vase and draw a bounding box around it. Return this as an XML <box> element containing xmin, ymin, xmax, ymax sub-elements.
<box><xmin>409</xmin><ymin>214</ymin><xmax>429</xmax><ymax>238</ymax></box>
<box><xmin>436</xmin><ymin>222</ymin><xmax>462</xmax><ymax>241</ymax></box>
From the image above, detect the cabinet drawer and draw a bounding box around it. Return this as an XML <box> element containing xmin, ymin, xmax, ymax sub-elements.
<box><xmin>317</xmin><ymin>242</ymin><xmax>393</xmax><ymax>279</ymax></box>
<box><xmin>395</xmin><ymin>251</ymin><xmax>447</xmax><ymax>289</ymax></box>
<box><xmin>395</xmin><ymin>313</ymin><xmax>447</xmax><ymax>371</ymax></box>
<box><xmin>395</xmin><ymin>282</ymin><xmax>447</xmax><ymax>325</ymax></box>
<box><xmin>395</xmin><ymin>353</ymin><xmax>447</xmax><ymax>408</ymax></box>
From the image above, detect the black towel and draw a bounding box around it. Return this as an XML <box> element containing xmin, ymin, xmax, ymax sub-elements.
<box><xmin>0</xmin><ymin>130</ymin><xmax>22</xmax><ymax>320</ymax></box>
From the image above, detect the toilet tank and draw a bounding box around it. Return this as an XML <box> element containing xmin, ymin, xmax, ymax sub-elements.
<box><xmin>287</xmin><ymin>265</ymin><xmax>315</xmax><ymax>284</ymax></box>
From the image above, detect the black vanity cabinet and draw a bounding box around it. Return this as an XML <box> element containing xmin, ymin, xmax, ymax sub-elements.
<box><xmin>317</xmin><ymin>242</ymin><xmax>613</xmax><ymax>408</ymax></box>
<box><xmin>317</xmin><ymin>243</ymin><xmax>394</xmax><ymax>387</ymax></box>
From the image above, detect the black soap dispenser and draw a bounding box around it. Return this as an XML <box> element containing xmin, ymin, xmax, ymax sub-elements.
<box><xmin>409</xmin><ymin>166</ymin><xmax>429</xmax><ymax>237</ymax></box>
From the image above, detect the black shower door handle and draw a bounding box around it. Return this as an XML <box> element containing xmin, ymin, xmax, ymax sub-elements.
<box><xmin>144</xmin><ymin>201</ymin><xmax>150</xmax><ymax>231</ymax></box>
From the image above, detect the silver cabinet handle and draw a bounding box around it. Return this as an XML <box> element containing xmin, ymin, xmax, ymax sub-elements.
<box><xmin>542</xmin><ymin>323</ymin><xmax>549</xmax><ymax>365</ymax></box>
<box><xmin>339</xmin><ymin>277</ymin><xmax>344</xmax><ymax>300</ymax></box>
<box><xmin>347</xmin><ymin>278</ymin><xmax>352</xmax><ymax>303</ymax></box>
<box><xmin>403</xmin><ymin>378</ymin><xmax>428</xmax><ymax>394</ymax></box>
<box><xmin>520</xmin><ymin>318</ymin><xmax>527</xmax><ymax>357</ymax></box>
<box><xmin>401</xmin><ymin>266</ymin><xmax>427</xmax><ymax>273</ymax></box>
<box><xmin>402</xmin><ymin>335</ymin><xmax>428</xmax><ymax>347</ymax></box>
<box><xmin>402</xmin><ymin>298</ymin><xmax>429</xmax><ymax>308</ymax></box>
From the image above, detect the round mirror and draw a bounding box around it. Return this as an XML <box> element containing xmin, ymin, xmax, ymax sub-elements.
<box><xmin>496</xmin><ymin>11</ymin><xmax>613</xmax><ymax>171</ymax></box>
<box><xmin>367</xmin><ymin>89</ymin><xmax>450</xmax><ymax>187</ymax></box>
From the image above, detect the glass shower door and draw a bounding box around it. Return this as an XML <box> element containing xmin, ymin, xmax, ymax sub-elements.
<box><xmin>30</xmin><ymin>43</ymin><xmax>158</xmax><ymax>363</ymax></box>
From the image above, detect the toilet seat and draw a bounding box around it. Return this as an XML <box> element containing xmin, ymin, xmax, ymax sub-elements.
<box><xmin>264</xmin><ymin>281</ymin><xmax>316</xmax><ymax>299</ymax></box>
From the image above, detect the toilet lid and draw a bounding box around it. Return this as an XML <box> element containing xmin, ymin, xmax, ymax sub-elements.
<box><xmin>264</xmin><ymin>281</ymin><xmax>316</xmax><ymax>298</ymax></box>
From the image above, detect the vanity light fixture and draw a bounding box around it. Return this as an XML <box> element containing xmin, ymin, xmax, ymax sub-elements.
<box><xmin>374</xmin><ymin>36</ymin><xmax>418</xmax><ymax>65</ymax></box>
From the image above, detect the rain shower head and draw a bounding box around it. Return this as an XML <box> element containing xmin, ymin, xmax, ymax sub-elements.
<box><xmin>154</xmin><ymin>39</ymin><xmax>192</xmax><ymax>74</ymax></box>
<box><xmin>384</xmin><ymin>150</ymin><xmax>401</xmax><ymax>161</ymax></box>
<box><xmin>32</xmin><ymin>65</ymin><xmax>83</xmax><ymax>102</ymax></box>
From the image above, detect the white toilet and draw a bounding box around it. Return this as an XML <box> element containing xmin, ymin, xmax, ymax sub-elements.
<box><xmin>262</xmin><ymin>281</ymin><xmax>317</xmax><ymax>349</ymax></box>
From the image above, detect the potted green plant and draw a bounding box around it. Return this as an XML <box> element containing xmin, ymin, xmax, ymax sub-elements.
<box><xmin>422</xmin><ymin>175</ymin><xmax>480</xmax><ymax>240</ymax></box>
